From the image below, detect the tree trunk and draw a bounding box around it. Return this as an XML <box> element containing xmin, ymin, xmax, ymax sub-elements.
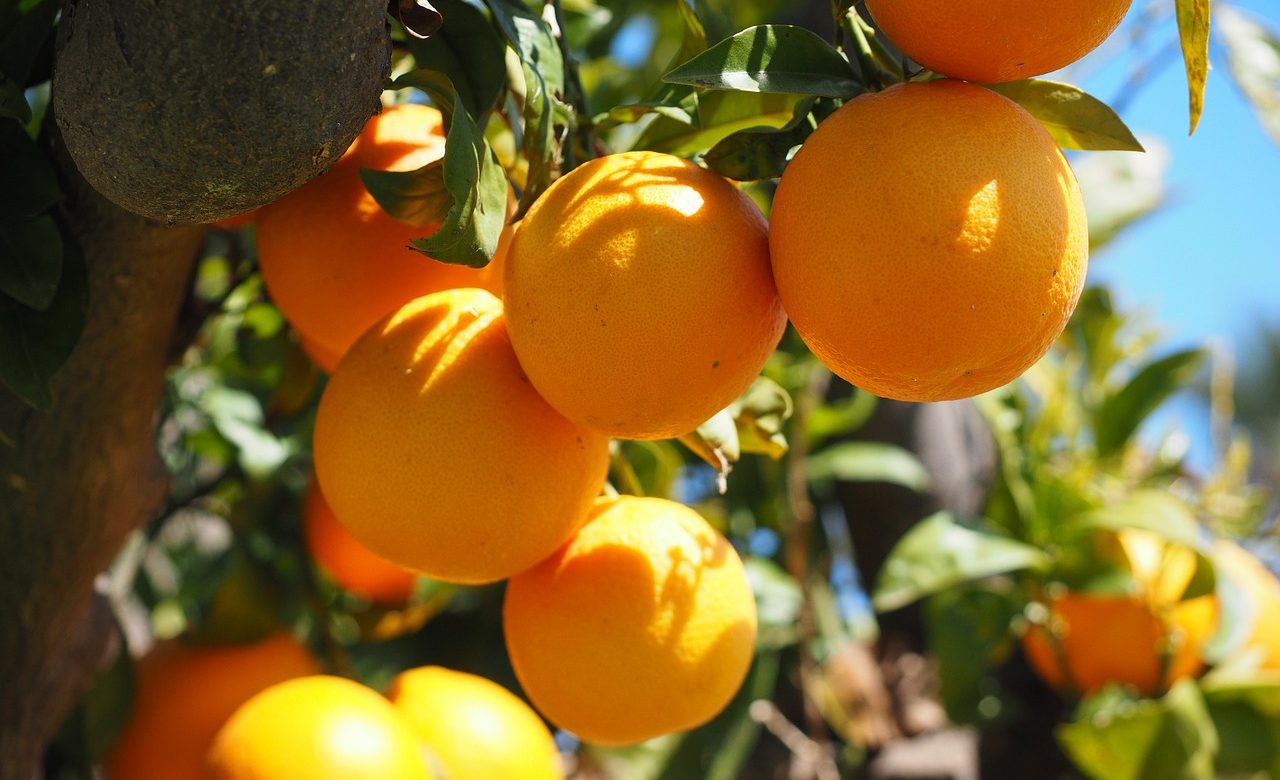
<box><xmin>0</xmin><ymin>135</ymin><xmax>203</xmax><ymax>777</ymax></box>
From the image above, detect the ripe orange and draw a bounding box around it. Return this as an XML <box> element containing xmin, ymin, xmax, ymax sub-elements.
<box><xmin>206</xmin><ymin>676</ymin><xmax>434</xmax><ymax>780</ymax></box>
<box><xmin>770</xmin><ymin>80</ymin><xmax>1088</xmax><ymax>402</ymax></box>
<box><xmin>504</xmin><ymin>151</ymin><xmax>786</xmax><ymax>440</ymax></box>
<box><xmin>103</xmin><ymin>633</ymin><xmax>319</xmax><ymax>780</ymax></box>
<box><xmin>1021</xmin><ymin>531</ymin><xmax>1218</xmax><ymax>696</ymax></box>
<box><xmin>865</xmin><ymin>0</ymin><xmax>1133</xmax><ymax>83</ymax></box>
<box><xmin>303</xmin><ymin>480</ymin><xmax>416</xmax><ymax>605</ymax></box>
<box><xmin>504</xmin><ymin>496</ymin><xmax>757</xmax><ymax>745</ymax></box>
<box><xmin>1215</xmin><ymin>540</ymin><xmax>1280</xmax><ymax>668</ymax></box>
<box><xmin>389</xmin><ymin>666</ymin><xmax>563</xmax><ymax>780</ymax></box>
<box><xmin>1021</xmin><ymin>593</ymin><xmax>1215</xmax><ymax>696</ymax></box>
<box><xmin>257</xmin><ymin>103</ymin><xmax>506</xmax><ymax>370</ymax></box>
<box><xmin>313</xmin><ymin>288</ymin><xmax>610</xmax><ymax>584</ymax></box>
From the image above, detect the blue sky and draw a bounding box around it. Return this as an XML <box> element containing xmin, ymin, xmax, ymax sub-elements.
<box><xmin>1076</xmin><ymin>0</ymin><xmax>1279</xmax><ymax>356</ymax></box>
<box><xmin>1067</xmin><ymin>0</ymin><xmax>1279</xmax><ymax>469</ymax></box>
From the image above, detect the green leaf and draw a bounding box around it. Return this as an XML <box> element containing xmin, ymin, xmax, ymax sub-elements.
<box><xmin>678</xmin><ymin>408</ymin><xmax>739</xmax><ymax>483</ymax></box>
<box><xmin>633</xmin><ymin>90</ymin><xmax>808</xmax><ymax>156</ymax></box>
<box><xmin>0</xmin><ymin>72</ymin><xmax>31</xmax><ymax>123</ymax></box>
<box><xmin>0</xmin><ymin>230</ymin><xmax>87</xmax><ymax>406</ymax></box>
<box><xmin>926</xmin><ymin>586</ymin><xmax>1022</xmax><ymax>726</ymax></box>
<box><xmin>671</xmin><ymin>0</ymin><xmax>708</xmax><ymax>73</ymax></box>
<box><xmin>1175</xmin><ymin>0</ymin><xmax>1211</xmax><ymax>134</ymax></box>
<box><xmin>200</xmin><ymin>385</ymin><xmax>290</xmax><ymax>477</ymax></box>
<box><xmin>594</xmin><ymin>102</ymin><xmax>694</xmax><ymax>130</ymax></box>
<box><xmin>408</xmin><ymin>0</ymin><xmax>507</xmax><ymax>120</ymax></box>
<box><xmin>1216</xmin><ymin>6</ymin><xmax>1280</xmax><ymax>146</ymax></box>
<box><xmin>701</xmin><ymin>96</ymin><xmax>816</xmax><ymax>181</ymax></box>
<box><xmin>664</xmin><ymin>25</ymin><xmax>862</xmax><ymax>99</ymax></box>
<box><xmin>1094</xmin><ymin>349</ymin><xmax>1206</xmax><ymax>457</ymax></box>
<box><xmin>806</xmin><ymin>391</ymin><xmax>876</xmax><ymax>447</ymax></box>
<box><xmin>0</xmin><ymin>214</ymin><xmax>61</xmax><ymax>310</ymax></box>
<box><xmin>728</xmin><ymin>376</ymin><xmax>792</xmax><ymax>459</ymax></box>
<box><xmin>873</xmin><ymin>513</ymin><xmax>1049</xmax><ymax>612</ymax></box>
<box><xmin>1205</xmin><ymin>699</ymin><xmax>1280</xmax><ymax>777</ymax></box>
<box><xmin>807</xmin><ymin>441</ymin><xmax>931</xmax><ymax>492</ymax></box>
<box><xmin>0</xmin><ymin>120</ymin><xmax>60</xmax><ymax>217</ymax></box>
<box><xmin>702</xmin><ymin>123</ymin><xmax>805</xmax><ymax>180</ymax></box>
<box><xmin>1060</xmin><ymin>681</ymin><xmax>1217</xmax><ymax>780</ymax></box>
<box><xmin>410</xmin><ymin>90</ymin><xmax>509</xmax><ymax>268</ymax></box>
<box><xmin>0</xmin><ymin>0</ymin><xmax>57</xmax><ymax>85</ymax></box>
<box><xmin>483</xmin><ymin>0</ymin><xmax>565</xmax><ymax>211</ymax></box>
<box><xmin>985</xmin><ymin>80</ymin><xmax>1144</xmax><ymax>152</ymax></box>
<box><xmin>359</xmin><ymin>159</ymin><xmax>451</xmax><ymax>228</ymax></box>
<box><xmin>616</xmin><ymin>439</ymin><xmax>684</xmax><ymax>500</ymax></box>
<box><xmin>1070</xmin><ymin>491</ymin><xmax>1202</xmax><ymax>549</ymax></box>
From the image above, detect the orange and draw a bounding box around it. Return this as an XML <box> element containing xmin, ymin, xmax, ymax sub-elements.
<box><xmin>103</xmin><ymin>633</ymin><xmax>319</xmax><ymax>780</ymax></box>
<box><xmin>1215</xmin><ymin>540</ymin><xmax>1280</xmax><ymax>668</ymax></box>
<box><xmin>206</xmin><ymin>675</ymin><xmax>434</xmax><ymax>780</ymax></box>
<box><xmin>388</xmin><ymin>666</ymin><xmax>563</xmax><ymax>780</ymax></box>
<box><xmin>303</xmin><ymin>480</ymin><xmax>417</xmax><ymax>604</ymax></box>
<box><xmin>212</xmin><ymin>210</ymin><xmax>257</xmax><ymax>230</ymax></box>
<box><xmin>1021</xmin><ymin>531</ymin><xmax>1218</xmax><ymax>696</ymax></box>
<box><xmin>770</xmin><ymin>80</ymin><xmax>1088</xmax><ymax>402</ymax></box>
<box><xmin>865</xmin><ymin>0</ymin><xmax>1133</xmax><ymax>83</ymax></box>
<box><xmin>504</xmin><ymin>151</ymin><xmax>786</xmax><ymax>440</ymax></box>
<box><xmin>1021</xmin><ymin>593</ymin><xmax>1215</xmax><ymax>697</ymax></box>
<box><xmin>504</xmin><ymin>496</ymin><xmax>757</xmax><ymax>745</ymax></box>
<box><xmin>257</xmin><ymin>103</ymin><xmax>507</xmax><ymax>370</ymax></box>
<box><xmin>313</xmin><ymin>288</ymin><xmax>610</xmax><ymax>584</ymax></box>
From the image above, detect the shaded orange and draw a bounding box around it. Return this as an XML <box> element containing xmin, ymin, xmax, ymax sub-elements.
<box><xmin>303</xmin><ymin>480</ymin><xmax>416</xmax><ymax>605</ymax></box>
<box><xmin>504</xmin><ymin>496</ymin><xmax>757</xmax><ymax>745</ymax></box>
<box><xmin>389</xmin><ymin>666</ymin><xmax>563</xmax><ymax>780</ymax></box>
<box><xmin>102</xmin><ymin>633</ymin><xmax>319</xmax><ymax>780</ymax></box>
<box><xmin>313</xmin><ymin>288</ymin><xmax>610</xmax><ymax>584</ymax></box>
<box><xmin>1021</xmin><ymin>593</ymin><xmax>1216</xmax><ymax>696</ymax></box>
<box><xmin>212</xmin><ymin>210</ymin><xmax>257</xmax><ymax>230</ymax></box>
<box><xmin>866</xmin><ymin>0</ymin><xmax>1133</xmax><ymax>83</ymax></box>
<box><xmin>770</xmin><ymin>80</ymin><xmax>1088</xmax><ymax>402</ymax></box>
<box><xmin>206</xmin><ymin>676</ymin><xmax>434</xmax><ymax>780</ymax></box>
<box><xmin>1022</xmin><ymin>531</ymin><xmax>1218</xmax><ymax>697</ymax></box>
<box><xmin>504</xmin><ymin>151</ymin><xmax>786</xmax><ymax>440</ymax></box>
<box><xmin>257</xmin><ymin>103</ymin><xmax>506</xmax><ymax>367</ymax></box>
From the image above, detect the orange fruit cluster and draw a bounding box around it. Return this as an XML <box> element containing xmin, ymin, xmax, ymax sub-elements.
<box><xmin>236</xmin><ymin>3</ymin><xmax>1136</xmax><ymax>748</ymax></box>
<box><xmin>104</xmin><ymin>633</ymin><xmax>563</xmax><ymax>780</ymax></box>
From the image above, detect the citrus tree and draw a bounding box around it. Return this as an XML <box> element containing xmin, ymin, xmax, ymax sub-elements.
<box><xmin>3</xmin><ymin>0</ymin><xmax>1279</xmax><ymax>779</ymax></box>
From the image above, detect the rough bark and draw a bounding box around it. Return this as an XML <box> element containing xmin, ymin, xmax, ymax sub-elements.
<box><xmin>0</xmin><ymin>137</ymin><xmax>204</xmax><ymax>776</ymax></box>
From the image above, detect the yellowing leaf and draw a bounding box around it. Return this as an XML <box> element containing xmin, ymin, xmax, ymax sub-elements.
<box><xmin>1176</xmin><ymin>0</ymin><xmax>1212</xmax><ymax>134</ymax></box>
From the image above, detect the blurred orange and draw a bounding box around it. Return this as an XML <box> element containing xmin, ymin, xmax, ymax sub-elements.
<box><xmin>1022</xmin><ymin>530</ymin><xmax>1218</xmax><ymax>696</ymax></box>
<box><xmin>389</xmin><ymin>666</ymin><xmax>563</xmax><ymax>780</ymax></box>
<box><xmin>103</xmin><ymin>632</ymin><xmax>319</xmax><ymax>780</ymax></box>
<box><xmin>206</xmin><ymin>675</ymin><xmax>434</xmax><ymax>779</ymax></box>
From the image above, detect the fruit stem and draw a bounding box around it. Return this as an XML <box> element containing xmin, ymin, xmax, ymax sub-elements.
<box><xmin>545</xmin><ymin>0</ymin><xmax>595</xmax><ymax>171</ymax></box>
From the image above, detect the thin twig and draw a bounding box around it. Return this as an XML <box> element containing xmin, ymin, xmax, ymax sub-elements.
<box><xmin>785</xmin><ymin>363</ymin><xmax>833</xmax><ymax>743</ymax></box>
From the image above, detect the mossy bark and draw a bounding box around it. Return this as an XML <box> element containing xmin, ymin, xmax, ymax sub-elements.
<box><xmin>53</xmin><ymin>0</ymin><xmax>390</xmax><ymax>223</ymax></box>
